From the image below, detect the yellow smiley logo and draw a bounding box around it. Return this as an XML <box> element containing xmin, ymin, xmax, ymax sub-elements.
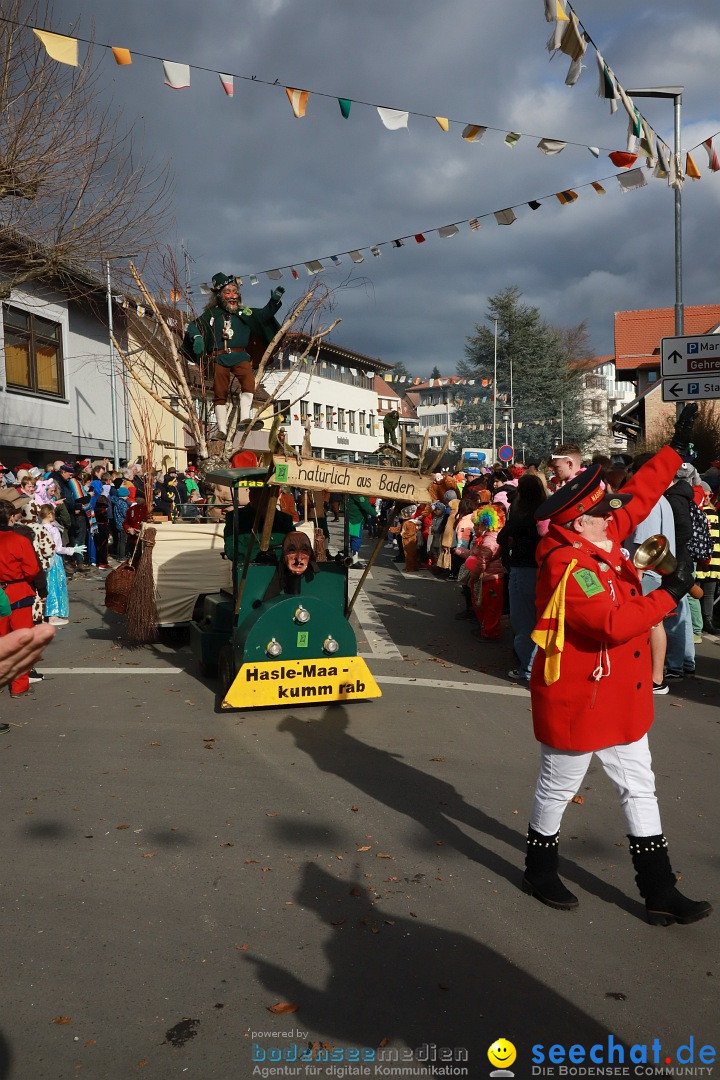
<box><xmin>488</xmin><ymin>1039</ymin><xmax>517</xmax><ymax>1069</ymax></box>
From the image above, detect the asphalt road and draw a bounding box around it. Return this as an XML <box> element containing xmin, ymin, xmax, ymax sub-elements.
<box><xmin>1</xmin><ymin>534</ymin><xmax>718</xmax><ymax>1080</ymax></box>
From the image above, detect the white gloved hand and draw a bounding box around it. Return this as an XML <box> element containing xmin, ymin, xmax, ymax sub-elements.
<box><xmin>73</xmin><ymin>544</ymin><xmax>87</xmax><ymax>554</ymax></box>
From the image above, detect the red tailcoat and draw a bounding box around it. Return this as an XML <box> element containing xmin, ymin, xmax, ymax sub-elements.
<box><xmin>0</xmin><ymin>527</ymin><xmax>41</xmax><ymax>607</ymax></box>
<box><xmin>529</xmin><ymin>446</ymin><xmax>681</xmax><ymax>752</ymax></box>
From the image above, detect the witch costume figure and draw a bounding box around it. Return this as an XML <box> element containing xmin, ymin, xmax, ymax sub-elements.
<box><xmin>262</xmin><ymin>532</ymin><xmax>317</xmax><ymax>601</ymax></box>
<box><xmin>182</xmin><ymin>273</ymin><xmax>284</xmax><ymax>439</ymax></box>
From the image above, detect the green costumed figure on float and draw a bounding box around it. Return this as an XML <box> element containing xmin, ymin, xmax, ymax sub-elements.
<box><xmin>182</xmin><ymin>272</ymin><xmax>284</xmax><ymax>438</ymax></box>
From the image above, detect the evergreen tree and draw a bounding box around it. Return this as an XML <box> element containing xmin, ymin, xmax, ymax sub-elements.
<box><xmin>455</xmin><ymin>287</ymin><xmax>598</xmax><ymax>462</ymax></box>
<box><xmin>390</xmin><ymin>361</ymin><xmax>413</xmax><ymax>381</ymax></box>
<box><xmin>430</xmin><ymin>365</ymin><xmax>442</xmax><ymax>379</ymax></box>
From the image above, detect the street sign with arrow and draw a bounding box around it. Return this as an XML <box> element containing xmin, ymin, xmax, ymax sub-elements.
<box><xmin>661</xmin><ymin>334</ymin><xmax>720</xmax><ymax>377</ymax></box>
<box><xmin>661</xmin><ymin>376</ymin><xmax>720</xmax><ymax>403</ymax></box>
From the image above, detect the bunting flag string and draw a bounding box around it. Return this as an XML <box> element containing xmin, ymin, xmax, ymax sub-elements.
<box><xmin>232</xmin><ymin>165</ymin><xmax>653</xmax><ymax>285</ymax></box>
<box><xmin>11</xmin><ymin>12</ymin><xmax>629</xmax><ymax>163</ymax></box>
<box><xmin>17</xmin><ymin>11</ymin><xmax>720</xmax><ymax>190</ymax></box>
<box><xmin>539</xmin><ymin>0</ymin><xmax>720</xmax><ymax>191</ymax></box>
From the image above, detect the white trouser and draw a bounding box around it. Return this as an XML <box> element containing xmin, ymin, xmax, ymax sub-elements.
<box><xmin>530</xmin><ymin>735</ymin><xmax>662</xmax><ymax>838</ymax></box>
<box><xmin>240</xmin><ymin>391</ymin><xmax>253</xmax><ymax>420</ymax></box>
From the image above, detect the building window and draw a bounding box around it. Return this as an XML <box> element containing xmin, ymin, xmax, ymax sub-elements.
<box><xmin>591</xmin><ymin>399</ymin><xmax>602</xmax><ymax>415</ymax></box>
<box><xmin>337</xmin><ymin>407</ymin><xmax>346</xmax><ymax>431</ymax></box>
<box><xmin>313</xmin><ymin>402</ymin><xmax>322</xmax><ymax>426</ymax></box>
<box><xmin>326</xmin><ymin>405</ymin><xmax>334</xmax><ymax>429</ymax></box>
<box><xmin>369</xmin><ymin>411</ymin><xmax>375</xmax><ymax>434</ymax></box>
<box><xmin>277</xmin><ymin>399</ymin><xmax>291</xmax><ymax>422</ymax></box>
<box><xmin>3</xmin><ymin>304</ymin><xmax>64</xmax><ymax>397</ymax></box>
<box><xmin>348</xmin><ymin>411</ymin><xmax>356</xmax><ymax>433</ymax></box>
<box><xmin>359</xmin><ymin>410</ymin><xmax>366</xmax><ymax>434</ymax></box>
<box><xmin>300</xmin><ymin>400</ymin><xmax>309</xmax><ymax>421</ymax></box>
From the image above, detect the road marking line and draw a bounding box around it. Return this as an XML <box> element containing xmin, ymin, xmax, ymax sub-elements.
<box><xmin>37</xmin><ymin>667</ymin><xmax>526</xmax><ymax>694</ymax></box>
<box><xmin>376</xmin><ymin>675</ymin><xmax>530</xmax><ymax>696</ymax></box>
<box><xmin>40</xmin><ymin>667</ymin><xmax>185</xmax><ymax>675</ymax></box>
<box><xmin>351</xmin><ymin>590</ymin><xmax>402</xmax><ymax>660</ymax></box>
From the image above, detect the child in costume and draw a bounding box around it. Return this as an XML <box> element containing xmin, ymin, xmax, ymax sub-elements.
<box><xmin>465</xmin><ymin>503</ymin><xmax>506</xmax><ymax>639</ymax></box>
<box><xmin>399</xmin><ymin>505</ymin><xmax>420</xmax><ymax>572</ymax></box>
<box><xmin>38</xmin><ymin>504</ymin><xmax>83</xmax><ymax>625</ymax></box>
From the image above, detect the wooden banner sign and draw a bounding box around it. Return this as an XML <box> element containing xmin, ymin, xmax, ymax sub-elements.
<box><xmin>270</xmin><ymin>456</ymin><xmax>434</xmax><ymax>502</ymax></box>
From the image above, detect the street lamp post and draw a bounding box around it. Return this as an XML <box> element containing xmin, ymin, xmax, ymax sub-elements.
<box><xmin>106</xmin><ymin>261</ymin><xmax>120</xmax><ymax>470</ymax></box>
<box><xmin>492</xmin><ymin>318</ymin><xmax>498</xmax><ymax>464</ymax></box>
<box><xmin>502</xmin><ymin>409</ymin><xmax>510</xmax><ymax>448</ymax></box>
<box><xmin>626</xmin><ymin>86</ymin><xmax>684</xmax><ymax>415</ymax></box>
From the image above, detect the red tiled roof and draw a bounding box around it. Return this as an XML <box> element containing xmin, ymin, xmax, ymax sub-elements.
<box><xmin>614</xmin><ymin>306</ymin><xmax>720</xmax><ymax>371</ymax></box>
<box><xmin>373</xmin><ymin>374</ymin><xmax>401</xmax><ymax>397</ymax></box>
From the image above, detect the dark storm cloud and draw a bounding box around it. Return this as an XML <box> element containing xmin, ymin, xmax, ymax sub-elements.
<box><xmin>53</xmin><ymin>0</ymin><xmax>720</xmax><ymax>373</ymax></box>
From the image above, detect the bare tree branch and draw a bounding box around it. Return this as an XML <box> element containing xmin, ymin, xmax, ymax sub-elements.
<box><xmin>0</xmin><ymin>0</ymin><xmax>171</xmax><ymax>299</ymax></box>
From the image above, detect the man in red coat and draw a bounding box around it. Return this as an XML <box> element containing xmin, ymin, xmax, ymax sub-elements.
<box><xmin>0</xmin><ymin>498</ymin><xmax>45</xmax><ymax>698</ymax></box>
<box><xmin>522</xmin><ymin>404</ymin><xmax>711</xmax><ymax>926</ymax></box>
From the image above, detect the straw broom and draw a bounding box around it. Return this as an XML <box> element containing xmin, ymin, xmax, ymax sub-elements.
<box><xmin>123</xmin><ymin>527</ymin><xmax>159</xmax><ymax>644</ymax></box>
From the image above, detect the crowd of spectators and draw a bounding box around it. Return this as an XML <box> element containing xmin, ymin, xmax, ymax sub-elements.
<box><xmin>358</xmin><ymin>447</ymin><xmax>720</xmax><ymax>693</ymax></box>
<box><xmin>0</xmin><ymin>456</ymin><xmax>217</xmax><ymax>701</ymax></box>
<box><xmin>2</xmin><ymin>444</ymin><xmax>718</xmax><ymax>704</ymax></box>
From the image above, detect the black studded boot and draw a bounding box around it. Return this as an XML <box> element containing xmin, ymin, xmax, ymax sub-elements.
<box><xmin>522</xmin><ymin>826</ymin><xmax>579</xmax><ymax>910</ymax></box>
<box><xmin>628</xmin><ymin>835</ymin><xmax>713</xmax><ymax>926</ymax></box>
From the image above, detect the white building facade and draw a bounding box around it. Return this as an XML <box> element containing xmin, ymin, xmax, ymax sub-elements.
<box><xmin>261</xmin><ymin>336</ymin><xmax>391</xmax><ymax>462</ymax></box>
<box><xmin>0</xmin><ymin>282</ymin><xmax>129</xmax><ymax>466</ymax></box>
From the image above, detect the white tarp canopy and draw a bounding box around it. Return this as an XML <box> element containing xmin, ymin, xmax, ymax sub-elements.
<box><xmin>141</xmin><ymin>522</ymin><xmax>232</xmax><ymax>625</ymax></box>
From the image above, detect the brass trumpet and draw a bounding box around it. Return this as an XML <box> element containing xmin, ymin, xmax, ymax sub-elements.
<box><xmin>632</xmin><ymin>534</ymin><xmax>703</xmax><ymax>599</ymax></box>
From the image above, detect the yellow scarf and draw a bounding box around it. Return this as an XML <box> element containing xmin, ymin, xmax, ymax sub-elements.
<box><xmin>531</xmin><ymin>559</ymin><xmax>578</xmax><ymax>685</ymax></box>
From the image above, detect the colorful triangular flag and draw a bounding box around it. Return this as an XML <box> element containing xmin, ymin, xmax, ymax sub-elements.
<box><xmin>595</xmin><ymin>51</ymin><xmax>618</xmax><ymax>114</ymax></box>
<box><xmin>111</xmin><ymin>46</ymin><xmax>132</xmax><ymax>65</ymax></box>
<box><xmin>291</xmin><ymin>267</ymin><xmax>299</xmax><ymax>279</ymax></box>
<box><xmin>555</xmin><ymin>189</ymin><xmax>578</xmax><ymax>204</ymax></box>
<box><xmin>616</xmin><ymin>168</ymin><xmax>647</xmax><ymax>194</ymax></box>
<box><xmin>505</xmin><ymin>132</ymin><xmax>522</xmax><ymax>148</ymax></box>
<box><xmin>163</xmin><ymin>61</ymin><xmax>190</xmax><ymax>89</ymax></box>
<box><xmin>377</xmin><ymin>108</ymin><xmax>409</xmax><ymax>130</ymax></box>
<box><xmin>414</xmin><ymin>234</ymin><xmax>426</xmax><ymax>244</ymax></box>
<box><xmin>370</xmin><ymin>245</ymin><xmax>381</xmax><ymax>257</ymax></box>
<box><xmin>537</xmin><ymin>138</ymin><xmax>567</xmax><ymax>155</ymax></box>
<box><xmin>219</xmin><ymin>73</ymin><xmax>234</xmax><ymax>97</ymax></box>
<box><xmin>495</xmin><ymin>209</ymin><xmax>517</xmax><ymax>225</ymax></box>
<box><xmin>305</xmin><ymin>260</ymin><xmax>324</xmax><ymax>275</ymax></box>
<box><xmin>338</xmin><ymin>98</ymin><xmax>351</xmax><ymax>119</ymax></box>
<box><xmin>435</xmin><ymin>116</ymin><xmax>449</xmax><ymax>132</ymax></box>
<box><xmin>349</xmin><ymin>250</ymin><xmax>364</xmax><ymax>264</ymax></box>
<box><xmin>437</xmin><ymin>225</ymin><xmax>459</xmax><ymax>238</ymax></box>
<box><xmin>704</xmin><ymin>139</ymin><xmax>720</xmax><ymax>172</ymax></box>
<box><xmin>266</xmin><ymin>269</ymin><xmax>283</xmax><ymax>280</ymax></box>
<box><xmin>468</xmin><ymin>218</ymin><xmax>482</xmax><ymax>230</ymax></box>
<box><xmin>286</xmin><ymin>88</ymin><xmax>310</xmax><ymax>117</ymax></box>
<box><xmin>686</xmin><ymin>152</ymin><xmax>701</xmax><ymax>180</ymax></box>
<box><xmin>591</xmin><ymin>182</ymin><xmax>606</xmax><ymax>195</ymax></box>
<box><xmin>462</xmin><ymin>125</ymin><xmax>486</xmax><ymax>143</ymax></box>
<box><xmin>33</xmin><ymin>28</ymin><xmax>78</xmax><ymax>66</ymax></box>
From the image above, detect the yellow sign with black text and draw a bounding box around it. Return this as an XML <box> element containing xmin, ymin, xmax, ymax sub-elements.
<box><xmin>222</xmin><ymin>656</ymin><xmax>381</xmax><ymax>709</ymax></box>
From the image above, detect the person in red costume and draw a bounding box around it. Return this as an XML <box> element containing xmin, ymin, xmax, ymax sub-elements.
<box><xmin>0</xmin><ymin>499</ymin><xmax>46</xmax><ymax>698</ymax></box>
<box><xmin>522</xmin><ymin>404</ymin><xmax>712</xmax><ymax>927</ymax></box>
